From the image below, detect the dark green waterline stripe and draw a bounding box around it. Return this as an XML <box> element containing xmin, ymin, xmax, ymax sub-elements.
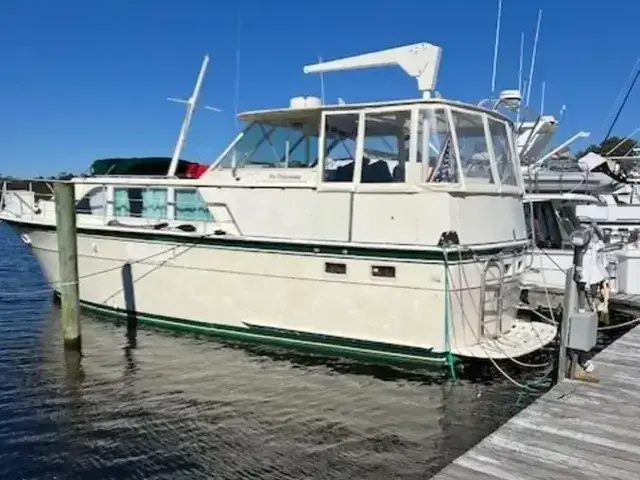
<box><xmin>8</xmin><ymin>219</ymin><xmax>528</xmax><ymax>262</ymax></box>
<box><xmin>70</xmin><ymin>296</ymin><xmax>453</xmax><ymax>367</ymax></box>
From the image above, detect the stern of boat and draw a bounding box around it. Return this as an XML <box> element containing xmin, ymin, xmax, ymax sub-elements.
<box><xmin>444</xmin><ymin>248</ymin><xmax>557</xmax><ymax>360</ymax></box>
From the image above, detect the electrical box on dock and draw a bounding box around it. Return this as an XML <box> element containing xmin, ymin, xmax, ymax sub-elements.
<box><xmin>567</xmin><ymin>310</ymin><xmax>598</xmax><ymax>352</ymax></box>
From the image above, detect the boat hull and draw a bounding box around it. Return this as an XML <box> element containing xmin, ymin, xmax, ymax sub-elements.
<box><xmin>6</xmin><ymin>220</ymin><xmax>556</xmax><ymax>366</ymax></box>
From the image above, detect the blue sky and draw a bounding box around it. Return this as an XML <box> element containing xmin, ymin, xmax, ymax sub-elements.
<box><xmin>0</xmin><ymin>0</ymin><xmax>638</xmax><ymax>177</ymax></box>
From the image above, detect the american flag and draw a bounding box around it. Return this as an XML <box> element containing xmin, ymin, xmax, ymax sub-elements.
<box><xmin>435</xmin><ymin>136</ymin><xmax>453</xmax><ymax>182</ymax></box>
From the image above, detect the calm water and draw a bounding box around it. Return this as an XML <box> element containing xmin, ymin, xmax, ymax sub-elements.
<box><xmin>0</xmin><ymin>222</ymin><xmax>552</xmax><ymax>479</ymax></box>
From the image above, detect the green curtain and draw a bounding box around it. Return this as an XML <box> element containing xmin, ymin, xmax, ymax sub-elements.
<box><xmin>176</xmin><ymin>189</ymin><xmax>214</xmax><ymax>221</ymax></box>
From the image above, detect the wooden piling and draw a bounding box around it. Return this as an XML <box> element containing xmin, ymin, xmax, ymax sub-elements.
<box><xmin>556</xmin><ymin>266</ymin><xmax>577</xmax><ymax>384</ymax></box>
<box><xmin>54</xmin><ymin>182</ymin><xmax>81</xmax><ymax>352</ymax></box>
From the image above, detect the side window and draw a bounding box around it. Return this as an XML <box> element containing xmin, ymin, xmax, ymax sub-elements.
<box><xmin>322</xmin><ymin>113</ymin><xmax>359</xmax><ymax>182</ymax></box>
<box><xmin>488</xmin><ymin>118</ymin><xmax>518</xmax><ymax>186</ymax></box>
<box><xmin>269</xmin><ymin>125</ymin><xmax>319</xmax><ymax>168</ymax></box>
<box><xmin>532</xmin><ymin>201</ymin><xmax>563</xmax><ymax>249</ymax></box>
<box><xmin>141</xmin><ymin>188</ymin><xmax>167</xmax><ymax>219</ymax></box>
<box><xmin>523</xmin><ymin>202</ymin><xmax>533</xmax><ymax>239</ymax></box>
<box><xmin>176</xmin><ymin>189</ymin><xmax>214</xmax><ymax>221</ymax></box>
<box><xmin>450</xmin><ymin>110</ymin><xmax>495</xmax><ymax>184</ymax></box>
<box><xmin>114</xmin><ymin>188</ymin><xmax>132</xmax><ymax>217</ymax></box>
<box><xmin>76</xmin><ymin>186</ymin><xmax>105</xmax><ymax>215</ymax></box>
<box><xmin>113</xmin><ymin>188</ymin><xmax>167</xmax><ymax>219</ymax></box>
<box><xmin>214</xmin><ymin>122</ymin><xmax>320</xmax><ymax>170</ymax></box>
<box><xmin>361</xmin><ymin>111</ymin><xmax>409</xmax><ymax>183</ymax></box>
<box><xmin>215</xmin><ymin>123</ymin><xmax>262</xmax><ymax>169</ymax></box>
<box><xmin>418</xmin><ymin>108</ymin><xmax>459</xmax><ymax>183</ymax></box>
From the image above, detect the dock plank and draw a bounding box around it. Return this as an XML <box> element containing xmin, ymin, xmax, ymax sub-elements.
<box><xmin>430</xmin><ymin>323</ymin><xmax>640</xmax><ymax>479</ymax></box>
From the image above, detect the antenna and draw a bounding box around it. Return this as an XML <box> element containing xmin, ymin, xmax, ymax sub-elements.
<box><xmin>603</xmin><ymin>61</ymin><xmax>640</xmax><ymax>143</ymax></box>
<box><xmin>521</xmin><ymin>77</ymin><xmax>528</xmax><ymax>116</ymax></box>
<box><xmin>540</xmin><ymin>80</ymin><xmax>546</xmax><ymax>115</ymax></box>
<box><xmin>599</xmin><ymin>57</ymin><xmax>640</xmax><ymax>134</ymax></box>
<box><xmin>318</xmin><ymin>56</ymin><xmax>325</xmax><ymax>104</ymax></box>
<box><xmin>234</xmin><ymin>9</ymin><xmax>242</xmax><ymax>130</ymax></box>
<box><xmin>304</xmin><ymin>42</ymin><xmax>442</xmax><ymax>99</ymax></box>
<box><xmin>490</xmin><ymin>0</ymin><xmax>503</xmax><ymax>93</ymax></box>
<box><xmin>517</xmin><ymin>32</ymin><xmax>525</xmax><ymax>94</ymax></box>
<box><xmin>525</xmin><ymin>9</ymin><xmax>542</xmax><ymax>107</ymax></box>
<box><xmin>166</xmin><ymin>55</ymin><xmax>221</xmax><ymax>178</ymax></box>
<box><xmin>516</xmin><ymin>32</ymin><xmax>525</xmax><ymax>124</ymax></box>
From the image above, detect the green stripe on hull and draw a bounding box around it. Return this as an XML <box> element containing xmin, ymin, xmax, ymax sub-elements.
<box><xmin>71</xmin><ymin>296</ymin><xmax>454</xmax><ymax>369</ymax></box>
<box><xmin>9</xmin><ymin>219</ymin><xmax>527</xmax><ymax>262</ymax></box>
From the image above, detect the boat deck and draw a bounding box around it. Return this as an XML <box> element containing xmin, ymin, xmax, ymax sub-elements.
<box><xmin>430</xmin><ymin>322</ymin><xmax>640</xmax><ymax>479</ymax></box>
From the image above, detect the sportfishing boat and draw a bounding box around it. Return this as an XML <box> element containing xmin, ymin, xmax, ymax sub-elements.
<box><xmin>576</xmin><ymin>174</ymin><xmax>640</xmax><ymax>238</ymax></box>
<box><xmin>0</xmin><ymin>42</ymin><xmax>556</xmax><ymax>368</ymax></box>
<box><xmin>520</xmin><ymin>192</ymin><xmax>615</xmax><ymax>308</ymax></box>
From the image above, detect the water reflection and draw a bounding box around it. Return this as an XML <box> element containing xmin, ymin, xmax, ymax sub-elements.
<box><xmin>26</xmin><ymin>309</ymin><xmax>545</xmax><ymax>479</ymax></box>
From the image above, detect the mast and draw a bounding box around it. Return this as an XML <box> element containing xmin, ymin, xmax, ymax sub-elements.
<box><xmin>234</xmin><ymin>9</ymin><xmax>242</xmax><ymax>130</ymax></box>
<box><xmin>166</xmin><ymin>55</ymin><xmax>220</xmax><ymax>178</ymax></box>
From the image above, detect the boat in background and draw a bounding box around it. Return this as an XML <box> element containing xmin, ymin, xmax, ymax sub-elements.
<box><xmin>576</xmin><ymin>171</ymin><xmax>640</xmax><ymax>238</ymax></box>
<box><xmin>0</xmin><ymin>42</ymin><xmax>556</xmax><ymax>370</ymax></box>
<box><xmin>520</xmin><ymin>192</ymin><xmax>616</xmax><ymax>308</ymax></box>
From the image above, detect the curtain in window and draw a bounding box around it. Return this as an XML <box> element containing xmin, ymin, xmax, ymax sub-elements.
<box><xmin>114</xmin><ymin>188</ymin><xmax>130</xmax><ymax>217</ymax></box>
<box><xmin>176</xmin><ymin>189</ymin><xmax>213</xmax><ymax>221</ymax></box>
<box><xmin>142</xmin><ymin>188</ymin><xmax>168</xmax><ymax>219</ymax></box>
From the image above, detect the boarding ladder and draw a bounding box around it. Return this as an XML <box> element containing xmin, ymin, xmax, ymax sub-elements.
<box><xmin>478</xmin><ymin>256</ymin><xmax>506</xmax><ymax>338</ymax></box>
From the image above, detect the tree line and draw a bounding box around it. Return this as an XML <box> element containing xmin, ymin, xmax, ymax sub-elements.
<box><xmin>0</xmin><ymin>172</ymin><xmax>75</xmax><ymax>181</ymax></box>
<box><xmin>576</xmin><ymin>136</ymin><xmax>639</xmax><ymax>159</ymax></box>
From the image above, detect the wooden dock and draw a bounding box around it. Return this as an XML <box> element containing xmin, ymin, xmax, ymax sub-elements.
<box><xmin>431</xmin><ymin>323</ymin><xmax>640</xmax><ymax>479</ymax></box>
<box><xmin>610</xmin><ymin>292</ymin><xmax>640</xmax><ymax>318</ymax></box>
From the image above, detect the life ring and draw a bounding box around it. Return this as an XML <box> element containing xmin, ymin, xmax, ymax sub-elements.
<box><xmin>20</xmin><ymin>233</ymin><xmax>32</xmax><ymax>245</ymax></box>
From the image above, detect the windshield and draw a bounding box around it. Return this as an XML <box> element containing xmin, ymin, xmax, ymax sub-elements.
<box><xmin>213</xmin><ymin>121</ymin><xmax>321</xmax><ymax>169</ymax></box>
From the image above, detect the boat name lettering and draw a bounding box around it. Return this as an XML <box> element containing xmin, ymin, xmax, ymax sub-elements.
<box><xmin>268</xmin><ymin>173</ymin><xmax>303</xmax><ymax>181</ymax></box>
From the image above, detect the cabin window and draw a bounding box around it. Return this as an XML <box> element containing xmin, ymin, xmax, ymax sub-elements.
<box><xmin>141</xmin><ymin>189</ymin><xmax>168</xmax><ymax>219</ymax></box>
<box><xmin>361</xmin><ymin>111</ymin><xmax>410</xmax><ymax>183</ymax></box>
<box><xmin>76</xmin><ymin>186</ymin><xmax>106</xmax><ymax>215</ymax></box>
<box><xmin>175</xmin><ymin>189</ymin><xmax>214</xmax><ymax>221</ymax></box>
<box><xmin>526</xmin><ymin>201</ymin><xmax>564</xmax><ymax>249</ymax></box>
<box><xmin>555</xmin><ymin>202</ymin><xmax>581</xmax><ymax>240</ymax></box>
<box><xmin>214</xmin><ymin>121</ymin><xmax>319</xmax><ymax>169</ymax></box>
<box><xmin>114</xmin><ymin>188</ymin><xmax>133</xmax><ymax>217</ymax></box>
<box><xmin>322</xmin><ymin>113</ymin><xmax>359</xmax><ymax>182</ymax></box>
<box><xmin>417</xmin><ymin>108</ymin><xmax>459</xmax><ymax>183</ymax></box>
<box><xmin>488</xmin><ymin>118</ymin><xmax>518</xmax><ymax>186</ymax></box>
<box><xmin>450</xmin><ymin>110</ymin><xmax>495</xmax><ymax>184</ymax></box>
<box><xmin>114</xmin><ymin>187</ymin><xmax>167</xmax><ymax>219</ymax></box>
